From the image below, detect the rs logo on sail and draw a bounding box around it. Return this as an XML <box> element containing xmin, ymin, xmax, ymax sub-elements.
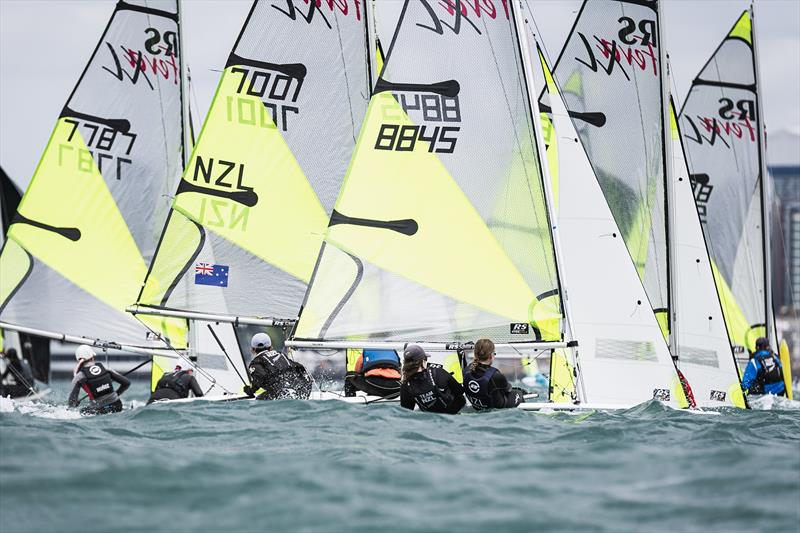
<box><xmin>574</xmin><ymin>15</ymin><xmax>659</xmax><ymax>80</ymax></box>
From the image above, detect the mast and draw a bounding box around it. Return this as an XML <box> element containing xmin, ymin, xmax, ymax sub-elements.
<box><xmin>511</xmin><ymin>0</ymin><xmax>584</xmax><ymax>402</ymax></box>
<box><xmin>750</xmin><ymin>4</ymin><xmax>776</xmax><ymax>349</ymax></box>
<box><xmin>658</xmin><ymin>3</ymin><xmax>679</xmax><ymax>360</ymax></box>
<box><xmin>366</xmin><ymin>0</ymin><xmax>378</xmax><ymax>87</ymax></box>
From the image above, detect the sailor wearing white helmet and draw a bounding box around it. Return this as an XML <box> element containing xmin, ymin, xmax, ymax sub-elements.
<box><xmin>243</xmin><ymin>333</ymin><xmax>312</xmax><ymax>400</ymax></box>
<box><xmin>67</xmin><ymin>344</ymin><xmax>130</xmax><ymax>415</ymax></box>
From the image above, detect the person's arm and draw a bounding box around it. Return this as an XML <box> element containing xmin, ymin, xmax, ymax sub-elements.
<box><xmin>444</xmin><ymin>371</ymin><xmax>464</xmax><ymax>396</ymax></box>
<box><xmin>189</xmin><ymin>376</ymin><xmax>204</xmax><ymax>397</ymax></box>
<box><xmin>67</xmin><ymin>375</ymin><xmax>83</xmax><ymax>407</ymax></box>
<box><xmin>399</xmin><ymin>384</ymin><xmax>415</xmax><ymax>410</ymax></box>
<box><xmin>108</xmin><ymin>369</ymin><xmax>131</xmax><ymax>396</ymax></box>
<box><xmin>740</xmin><ymin>359</ymin><xmax>759</xmax><ymax>392</ymax></box>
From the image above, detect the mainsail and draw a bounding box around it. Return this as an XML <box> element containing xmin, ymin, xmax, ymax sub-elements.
<box><xmin>133</xmin><ymin>0</ymin><xmax>374</xmax><ymax>325</ymax></box>
<box><xmin>547</xmin><ymin>0</ymin><xmax>670</xmax><ymax>335</ymax></box>
<box><xmin>668</xmin><ymin>98</ymin><xmax>744</xmax><ymax>408</ymax></box>
<box><xmin>0</xmin><ymin>0</ymin><xmax>186</xmax><ymax>350</ymax></box>
<box><xmin>679</xmin><ymin>9</ymin><xmax>774</xmax><ymax>355</ymax></box>
<box><xmin>537</xmin><ymin>46</ymin><xmax>680</xmax><ymax>407</ymax></box>
<box><xmin>292</xmin><ymin>0</ymin><xmax>565</xmax><ymax>347</ymax></box>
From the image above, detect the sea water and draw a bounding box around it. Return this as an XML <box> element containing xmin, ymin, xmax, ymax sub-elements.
<box><xmin>1</xmin><ymin>383</ymin><xmax>798</xmax><ymax>532</ymax></box>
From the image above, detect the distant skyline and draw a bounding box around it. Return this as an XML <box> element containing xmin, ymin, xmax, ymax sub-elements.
<box><xmin>1</xmin><ymin>0</ymin><xmax>798</xmax><ymax>188</ymax></box>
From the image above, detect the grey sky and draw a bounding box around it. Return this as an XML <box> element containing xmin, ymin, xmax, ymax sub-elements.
<box><xmin>1</xmin><ymin>0</ymin><xmax>798</xmax><ymax>189</ymax></box>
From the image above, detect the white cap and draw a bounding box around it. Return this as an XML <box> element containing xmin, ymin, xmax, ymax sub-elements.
<box><xmin>251</xmin><ymin>332</ymin><xmax>272</xmax><ymax>350</ymax></box>
<box><xmin>75</xmin><ymin>344</ymin><xmax>96</xmax><ymax>362</ymax></box>
<box><xmin>175</xmin><ymin>358</ymin><xmax>196</xmax><ymax>372</ymax></box>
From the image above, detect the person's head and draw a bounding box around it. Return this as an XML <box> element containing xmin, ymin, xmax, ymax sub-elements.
<box><xmin>250</xmin><ymin>332</ymin><xmax>272</xmax><ymax>355</ymax></box>
<box><xmin>75</xmin><ymin>344</ymin><xmax>96</xmax><ymax>363</ymax></box>
<box><xmin>469</xmin><ymin>338</ymin><xmax>495</xmax><ymax>372</ymax></box>
<box><xmin>74</xmin><ymin>344</ymin><xmax>96</xmax><ymax>374</ymax></box>
<box><xmin>4</xmin><ymin>348</ymin><xmax>19</xmax><ymax>361</ymax></box>
<box><xmin>174</xmin><ymin>364</ymin><xmax>194</xmax><ymax>374</ymax></box>
<box><xmin>755</xmin><ymin>337</ymin><xmax>769</xmax><ymax>351</ymax></box>
<box><xmin>401</xmin><ymin>344</ymin><xmax>427</xmax><ymax>382</ymax></box>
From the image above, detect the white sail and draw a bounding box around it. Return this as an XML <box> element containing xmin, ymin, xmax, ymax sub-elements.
<box><xmin>538</xmin><ymin>48</ymin><xmax>679</xmax><ymax>407</ymax></box>
<box><xmin>668</xmin><ymin>100</ymin><xmax>745</xmax><ymax>408</ymax></box>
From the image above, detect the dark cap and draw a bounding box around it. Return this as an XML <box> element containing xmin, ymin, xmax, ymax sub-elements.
<box><xmin>403</xmin><ymin>344</ymin><xmax>428</xmax><ymax>363</ymax></box>
<box><xmin>755</xmin><ymin>337</ymin><xmax>769</xmax><ymax>349</ymax></box>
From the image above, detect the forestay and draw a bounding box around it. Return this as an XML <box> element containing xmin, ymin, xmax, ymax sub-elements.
<box><xmin>0</xmin><ymin>0</ymin><xmax>186</xmax><ymax>348</ymax></box>
<box><xmin>548</xmin><ymin>0</ymin><xmax>670</xmax><ymax>335</ymax></box>
<box><xmin>538</xmin><ymin>48</ymin><xmax>679</xmax><ymax>407</ymax></box>
<box><xmin>294</xmin><ymin>0</ymin><xmax>563</xmax><ymax>344</ymax></box>
<box><xmin>668</xmin><ymin>100</ymin><xmax>744</xmax><ymax>408</ymax></box>
<box><xmin>135</xmin><ymin>0</ymin><xmax>373</xmax><ymax>323</ymax></box>
<box><xmin>679</xmin><ymin>10</ymin><xmax>771</xmax><ymax>354</ymax></box>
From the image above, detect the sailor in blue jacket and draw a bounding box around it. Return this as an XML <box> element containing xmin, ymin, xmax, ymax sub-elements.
<box><xmin>741</xmin><ymin>337</ymin><xmax>786</xmax><ymax>397</ymax></box>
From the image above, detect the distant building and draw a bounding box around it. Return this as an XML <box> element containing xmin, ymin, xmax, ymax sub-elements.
<box><xmin>768</xmin><ymin>129</ymin><xmax>799</xmax><ymax>370</ymax></box>
<box><xmin>768</xmin><ymin>130</ymin><xmax>800</xmax><ymax>312</ymax></box>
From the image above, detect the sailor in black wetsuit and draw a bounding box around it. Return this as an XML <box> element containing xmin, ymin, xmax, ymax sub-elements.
<box><xmin>462</xmin><ymin>338</ymin><xmax>525</xmax><ymax>410</ymax></box>
<box><xmin>67</xmin><ymin>345</ymin><xmax>130</xmax><ymax>415</ymax></box>
<box><xmin>1</xmin><ymin>348</ymin><xmax>36</xmax><ymax>398</ymax></box>
<box><xmin>400</xmin><ymin>344</ymin><xmax>465</xmax><ymax>414</ymax></box>
<box><xmin>148</xmin><ymin>361</ymin><xmax>204</xmax><ymax>404</ymax></box>
<box><xmin>243</xmin><ymin>333</ymin><xmax>312</xmax><ymax>400</ymax></box>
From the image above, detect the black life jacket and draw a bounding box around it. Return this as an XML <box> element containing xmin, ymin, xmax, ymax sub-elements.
<box><xmin>156</xmin><ymin>371</ymin><xmax>190</xmax><ymax>397</ymax></box>
<box><xmin>80</xmin><ymin>363</ymin><xmax>114</xmax><ymax>400</ymax></box>
<box><xmin>462</xmin><ymin>365</ymin><xmax>497</xmax><ymax>411</ymax></box>
<box><xmin>755</xmin><ymin>351</ymin><xmax>783</xmax><ymax>387</ymax></box>
<box><xmin>405</xmin><ymin>364</ymin><xmax>454</xmax><ymax>412</ymax></box>
<box><xmin>251</xmin><ymin>351</ymin><xmax>292</xmax><ymax>376</ymax></box>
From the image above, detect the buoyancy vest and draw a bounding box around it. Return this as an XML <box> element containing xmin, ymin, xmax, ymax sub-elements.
<box><xmin>405</xmin><ymin>364</ymin><xmax>454</xmax><ymax>412</ymax></box>
<box><xmin>157</xmin><ymin>371</ymin><xmax>190</xmax><ymax>397</ymax></box>
<box><xmin>754</xmin><ymin>350</ymin><xmax>783</xmax><ymax>390</ymax></box>
<box><xmin>462</xmin><ymin>365</ymin><xmax>497</xmax><ymax>411</ymax></box>
<box><xmin>358</xmin><ymin>350</ymin><xmax>401</xmax><ymax>379</ymax></box>
<box><xmin>80</xmin><ymin>363</ymin><xmax>114</xmax><ymax>400</ymax></box>
<box><xmin>255</xmin><ymin>351</ymin><xmax>292</xmax><ymax>374</ymax></box>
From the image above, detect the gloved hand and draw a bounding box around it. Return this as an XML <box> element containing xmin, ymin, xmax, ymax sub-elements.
<box><xmin>243</xmin><ymin>385</ymin><xmax>254</xmax><ymax>397</ymax></box>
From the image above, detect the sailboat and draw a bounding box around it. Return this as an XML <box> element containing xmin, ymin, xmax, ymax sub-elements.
<box><xmin>528</xmin><ymin>0</ymin><xmax>745</xmax><ymax>408</ymax></box>
<box><xmin>0</xmin><ymin>167</ymin><xmax>51</xmax><ymax>385</ymax></box>
<box><xmin>679</xmin><ymin>7</ymin><xmax>793</xmax><ymax>398</ymax></box>
<box><xmin>0</xmin><ymin>0</ymin><xmax>188</xmax><ymax>363</ymax></box>
<box><xmin>127</xmin><ymin>0</ymin><xmax>377</xmax><ymax>396</ymax></box>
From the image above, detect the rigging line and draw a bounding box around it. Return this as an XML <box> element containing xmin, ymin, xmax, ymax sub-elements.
<box><xmin>206</xmin><ymin>324</ymin><xmax>248</xmax><ymax>387</ymax></box>
<box><xmin>130</xmin><ymin>313</ymin><xmax>232</xmax><ymax>394</ymax></box>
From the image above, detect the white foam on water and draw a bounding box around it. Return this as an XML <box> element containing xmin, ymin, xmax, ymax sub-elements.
<box><xmin>748</xmin><ymin>394</ymin><xmax>800</xmax><ymax>411</ymax></box>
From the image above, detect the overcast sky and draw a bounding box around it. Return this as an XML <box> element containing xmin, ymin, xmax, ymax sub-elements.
<box><xmin>1</xmin><ymin>0</ymin><xmax>798</xmax><ymax>189</ymax></box>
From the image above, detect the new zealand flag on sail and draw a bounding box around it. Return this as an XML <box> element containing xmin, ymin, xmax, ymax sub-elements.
<box><xmin>194</xmin><ymin>262</ymin><xmax>229</xmax><ymax>287</ymax></box>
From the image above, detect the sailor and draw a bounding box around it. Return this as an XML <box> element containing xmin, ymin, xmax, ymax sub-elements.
<box><xmin>399</xmin><ymin>344</ymin><xmax>465</xmax><ymax>414</ymax></box>
<box><xmin>0</xmin><ymin>348</ymin><xmax>36</xmax><ymax>398</ymax></box>
<box><xmin>344</xmin><ymin>349</ymin><xmax>401</xmax><ymax>398</ymax></box>
<box><xmin>147</xmin><ymin>361</ymin><xmax>204</xmax><ymax>404</ymax></box>
<box><xmin>741</xmin><ymin>337</ymin><xmax>786</xmax><ymax>397</ymax></box>
<box><xmin>67</xmin><ymin>345</ymin><xmax>130</xmax><ymax>415</ymax></box>
<box><xmin>243</xmin><ymin>333</ymin><xmax>312</xmax><ymax>400</ymax></box>
<box><xmin>461</xmin><ymin>338</ymin><xmax>525</xmax><ymax>410</ymax></box>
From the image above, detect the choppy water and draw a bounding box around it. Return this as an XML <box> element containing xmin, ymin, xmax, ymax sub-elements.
<box><xmin>1</xmin><ymin>383</ymin><xmax>799</xmax><ymax>532</ymax></box>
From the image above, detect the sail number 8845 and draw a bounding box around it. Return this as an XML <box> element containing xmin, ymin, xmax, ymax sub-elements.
<box><xmin>374</xmin><ymin>124</ymin><xmax>459</xmax><ymax>153</ymax></box>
